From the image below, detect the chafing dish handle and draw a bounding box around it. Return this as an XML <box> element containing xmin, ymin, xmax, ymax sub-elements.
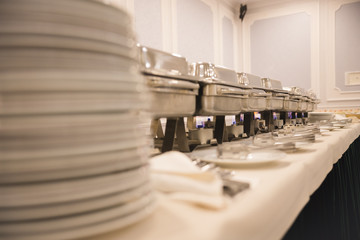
<box><xmin>218</xmin><ymin>88</ymin><xmax>249</xmax><ymax>96</ymax></box>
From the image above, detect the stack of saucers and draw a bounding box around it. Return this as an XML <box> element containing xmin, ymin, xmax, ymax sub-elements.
<box><xmin>0</xmin><ymin>1</ymin><xmax>155</xmax><ymax>239</ymax></box>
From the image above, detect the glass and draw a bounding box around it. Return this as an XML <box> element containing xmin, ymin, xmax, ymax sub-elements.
<box><xmin>253</xmin><ymin>132</ymin><xmax>275</xmax><ymax>147</ymax></box>
<box><xmin>217</xmin><ymin>142</ymin><xmax>249</xmax><ymax>160</ymax></box>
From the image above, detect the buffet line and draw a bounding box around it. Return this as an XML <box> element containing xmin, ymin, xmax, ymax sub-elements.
<box><xmin>137</xmin><ymin>45</ymin><xmax>331</xmax><ymax>153</ymax></box>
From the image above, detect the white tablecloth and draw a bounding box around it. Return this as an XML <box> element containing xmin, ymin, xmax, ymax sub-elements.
<box><xmin>86</xmin><ymin>123</ymin><xmax>360</xmax><ymax>240</ymax></box>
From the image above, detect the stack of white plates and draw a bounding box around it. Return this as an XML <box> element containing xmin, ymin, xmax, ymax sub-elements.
<box><xmin>0</xmin><ymin>1</ymin><xmax>155</xmax><ymax>239</ymax></box>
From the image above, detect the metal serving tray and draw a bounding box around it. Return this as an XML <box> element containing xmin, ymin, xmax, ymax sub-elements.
<box><xmin>145</xmin><ymin>75</ymin><xmax>199</xmax><ymax>118</ymax></box>
<box><xmin>138</xmin><ymin>45</ymin><xmax>199</xmax><ymax>82</ymax></box>
<box><xmin>298</xmin><ymin>100</ymin><xmax>308</xmax><ymax>112</ymax></box>
<box><xmin>269</xmin><ymin>97</ymin><xmax>285</xmax><ymax>110</ymax></box>
<box><xmin>284</xmin><ymin>99</ymin><xmax>299</xmax><ymax>112</ymax></box>
<box><xmin>190</xmin><ymin>63</ymin><xmax>251</xmax><ymax>115</ymax></box>
<box><xmin>198</xmin><ymin>84</ymin><xmax>249</xmax><ymax>115</ymax></box>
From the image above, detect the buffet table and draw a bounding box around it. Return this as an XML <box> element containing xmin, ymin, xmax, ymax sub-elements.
<box><xmin>86</xmin><ymin>123</ymin><xmax>360</xmax><ymax>240</ymax></box>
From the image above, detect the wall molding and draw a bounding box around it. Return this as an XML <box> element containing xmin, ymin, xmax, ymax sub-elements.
<box><xmin>327</xmin><ymin>97</ymin><xmax>360</xmax><ymax>102</ymax></box>
<box><xmin>325</xmin><ymin>0</ymin><xmax>360</xmax><ymax>105</ymax></box>
<box><xmin>242</xmin><ymin>1</ymin><xmax>320</xmax><ymax>97</ymax></box>
<box><xmin>219</xmin><ymin>3</ymin><xmax>239</xmax><ymax>69</ymax></box>
<box><xmin>334</xmin><ymin>87</ymin><xmax>360</xmax><ymax>94</ymax></box>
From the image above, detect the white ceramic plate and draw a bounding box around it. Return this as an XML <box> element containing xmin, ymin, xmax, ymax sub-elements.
<box><xmin>0</xmin><ymin>153</ymin><xmax>148</xmax><ymax>184</ymax></box>
<box><xmin>0</xmin><ymin>198</ymin><xmax>156</xmax><ymax>240</ymax></box>
<box><xmin>0</xmin><ymin>0</ymin><xmax>132</xmax><ymax>30</ymax></box>
<box><xmin>192</xmin><ymin>149</ymin><xmax>286</xmax><ymax>167</ymax></box>
<box><xmin>0</xmin><ymin>20</ymin><xmax>134</xmax><ymax>47</ymax></box>
<box><xmin>0</xmin><ymin>146</ymin><xmax>148</xmax><ymax>172</ymax></box>
<box><xmin>0</xmin><ymin>166</ymin><xmax>150</xmax><ymax>207</ymax></box>
<box><xmin>0</xmin><ymin>48</ymin><xmax>138</xmax><ymax>70</ymax></box>
<box><xmin>0</xmin><ymin>34</ymin><xmax>137</xmax><ymax>59</ymax></box>
<box><xmin>0</xmin><ymin>112</ymin><xmax>149</xmax><ymax>130</ymax></box>
<box><xmin>0</xmin><ymin>70</ymin><xmax>144</xmax><ymax>92</ymax></box>
<box><xmin>0</xmin><ymin>192</ymin><xmax>155</xmax><ymax>236</ymax></box>
<box><xmin>0</xmin><ymin>182</ymin><xmax>152</xmax><ymax>221</ymax></box>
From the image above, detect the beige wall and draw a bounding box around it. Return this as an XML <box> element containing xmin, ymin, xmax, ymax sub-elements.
<box><xmin>114</xmin><ymin>0</ymin><xmax>360</xmax><ymax>109</ymax></box>
<box><xmin>114</xmin><ymin>0</ymin><xmax>241</xmax><ymax>70</ymax></box>
<box><xmin>242</xmin><ymin>0</ymin><xmax>360</xmax><ymax>109</ymax></box>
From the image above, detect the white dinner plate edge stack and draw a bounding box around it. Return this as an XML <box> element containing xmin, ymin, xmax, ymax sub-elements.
<box><xmin>0</xmin><ymin>1</ymin><xmax>156</xmax><ymax>239</ymax></box>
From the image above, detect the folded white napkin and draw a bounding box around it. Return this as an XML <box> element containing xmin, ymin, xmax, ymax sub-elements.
<box><xmin>150</xmin><ymin>151</ymin><xmax>227</xmax><ymax>209</ymax></box>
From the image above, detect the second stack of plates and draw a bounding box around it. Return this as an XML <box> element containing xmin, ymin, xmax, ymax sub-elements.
<box><xmin>0</xmin><ymin>1</ymin><xmax>155</xmax><ymax>239</ymax></box>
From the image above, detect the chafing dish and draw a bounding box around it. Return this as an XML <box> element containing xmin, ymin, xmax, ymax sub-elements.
<box><xmin>268</xmin><ymin>79</ymin><xmax>300</xmax><ymax>112</ymax></box>
<box><xmin>246</xmin><ymin>89</ymin><xmax>270</xmax><ymax>111</ymax></box>
<box><xmin>138</xmin><ymin>45</ymin><xmax>200</xmax><ymax>118</ymax></box>
<box><xmin>288</xmin><ymin>87</ymin><xmax>309</xmax><ymax>112</ymax></box>
<box><xmin>146</xmin><ymin>76</ymin><xmax>199</xmax><ymax>118</ymax></box>
<box><xmin>190</xmin><ymin>63</ymin><xmax>250</xmax><ymax>115</ymax></box>
<box><xmin>138</xmin><ymin>45</ymin><xmax>198</xmax><ymax>82</ymax></box>
<box><xmin>238</xmin><ymin>73</ymin><xmax>285</xmax><ymax>111</ymax></box>
<box><xmin>307</xmin><ymin>90</ymin><xmax>320</xmax><ymax>112</ymax></box>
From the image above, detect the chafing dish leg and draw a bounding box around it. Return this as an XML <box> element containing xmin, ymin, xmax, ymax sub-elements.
<box><xmin>244</xmin><ymin>112</ymin><xmax>255</xmax><ymax>137</ymax></box>
<box><xmin>235</xmin><ymin>114</ymin><xmax>241</xmax><ymax>124</ymax></box>
<box><xmin>280</xmin><ymin>111</ymin><xmax>288</xmax><ymax>123</ymax></box>
<box><xmin>162</xmin><ymin>118</ymin><xmax>177</xmax><ymax>152</ymax></box>
<box><xmin>150</xmin><ymin>119</ymin><xmax>164</xmax><ymax>138</ymax></box>
<box><xmin>187</xmin><ymin>116</ymin><xmax>196</xmax><ymax>130</ymax></box>
<box><xmin>261</xmin><ymin>110</ymin><xmax>274</xmax><ymax>132</ymax></box>
<box><xmin>214</xmin><ymin>116</ymin><xmax>226</xmax><ymax>144</ymax></box>
<box><xmin>176</xmin><ymin>118</ymin><xmax>190</xmax><ymax>152</ymax></box>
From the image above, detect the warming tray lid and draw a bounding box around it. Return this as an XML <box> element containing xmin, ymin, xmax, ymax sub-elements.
<box><xmin>190</xmin><ymin>62</ymin><xmax>238</xmax><ymax>84</ymax></box>
<box><xmin>138</xmin><ymin>45</ymin><xmax>200</xmax><ymax>82</ymax></box>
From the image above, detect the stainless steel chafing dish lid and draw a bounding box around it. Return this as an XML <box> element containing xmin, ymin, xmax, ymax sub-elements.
<box><xmin>307</xmin><ymin>90</ymin><xmax>321</xmax><ymax>103</ymax></box>
<box><xmin>138</xmin><ymin>45</ymin><xmax>199</xmax><ymax>82</ymax></box>
<box><xmin>236</xmin><ymin>72</ymin><xmax>254</xmax><ymax>89</ymax></box>
<box><xmin>190</xmin><ymin>62</ymin><xmax>243</xmax><ymax>86</ymax></box>
<box><xmin>238</xmin><ymin>72</ymin><xmax>265</xmax><ymax>89</ymax></box>
<box><xmin>265</xmin><ymin>78</ymin><xmax>290</xmax><ymax>94</ymax></box>
<box><xmin>283</xmin><ymin>86</ymin><xmax>304</xmax><ymax>99</ymax></box>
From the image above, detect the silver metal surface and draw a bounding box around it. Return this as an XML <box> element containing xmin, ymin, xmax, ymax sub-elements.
<box><xmin>147</xmin><ymin>76</ymin><xmax>199</xmax><ymax>90</ymax></box>
<box><xmin>298</xmin><ymin>101</ymin><xmax>308</xmax><ymax>112</ymax></box>
<box><xmin>198</xmin><ymin>84</ymin><xmax>250</xmax><ymax>115</ymax></box>
<box><xmin>138</xmin><ymin>45</ymin><xmax>199</xmax><ymax>82</ymax></box>
<box><xmin>284</xmin><ymin>99</ymin><xmax>299</xmax><ymax>112</ymax></box>
<box><xmin>190</xmin><ymin>62</ymin><xmax>238</xmax><ymax>85</ymax></box>
<box><xmin>150</xmin><ymin>90</ymin><xmax>196</xmax><ymax>118</ymax></box>
<box><xmin>269</xmin><ymin>79</ymin><xmax>283</xmax><ymax>90</ymax></box>
<box><xmin>198</xmin><ymin>95</ymin><xmax>243</xmax><ymax>116</ymax></box>
<box><xmin>247</xmin><ymin>97</ymin><xmax>267</xmax><ymax>112</ymax></box>
<box><xmin>144</xmin><ymin>76</ymin><xmax>199</xmax><ymax>118</ymax></box>
<box><xmin>261</xmin><ymin>78</ymin><xmax>272</xmax><ymax>89</ymax></box>
<box><xmin>202</xmin><ymin>84</ymin><xmax>250</xmax><ymax>96</ymax></box>
<box><xmin>268</xmin><ymin>97</ymin><xmax>284</xmax><ymax>111</ymax></box>
<box><xmin>244</xmin><ymin>73</ymin><xmax>263</xmax><ymax>88</ymax></box>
